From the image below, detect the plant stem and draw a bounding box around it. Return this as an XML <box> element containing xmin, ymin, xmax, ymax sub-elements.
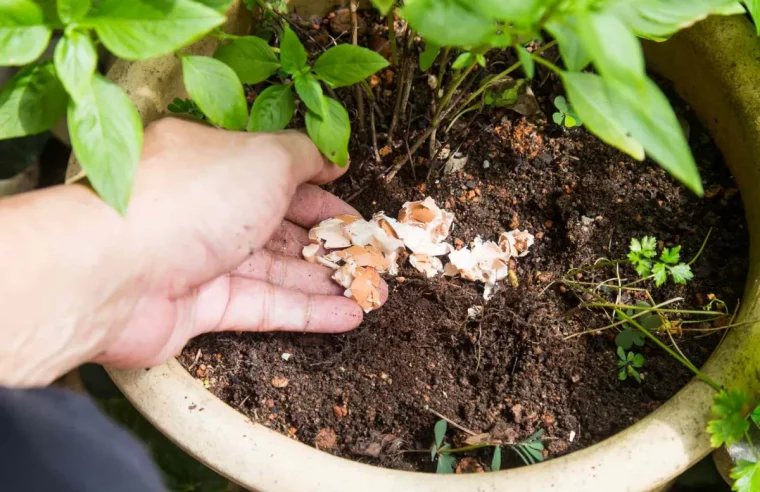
<box><xmin>531</xmin><ymin>52</ymin><xmax>562</xmax><ymax>73</ymax></box>
<box><xmin>436</xmin><ymin>46</ymin><xmax>451</xmax><ymax>93</ymax></box>
<box><xmin>745</xmin><ymin>430</ymin><xmax>760</xmax><ymax>461</ymax></box>
<box><xmin>388</xmin><ymin>11</ymin><xmax>398</xmax><ymax>66</ymax></box>
<box><xmin>579</xmin><ymin>303</ymin><xmax>725</xmax><ymax>317</ymax></box>
<box><xmin>433</xmin><ymin>63</ymin><xmax>476</xmax><ymax>125</ymax></box>
<box><xmin>688</xmin><ymin>228</ymin><xmax>713</xmax><ymax>266</ymax></box>
<box><xmin>617</xmin><ymin>309</ymin><xmax>722</xmax><ymax>391</ymax></box>
<box><xmin>453</xmin><ymin>40</ymin><xmax>559</xmax><ymax>117</ymax></box>
<box><xmin>439</xmin><ymin>443</ymin><xmax>493</xmax><ymax>454</ymax></box>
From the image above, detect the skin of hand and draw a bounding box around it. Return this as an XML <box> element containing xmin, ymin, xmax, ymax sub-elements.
<box><xmin>0</xmin><ymin>118</ymin><xmax>386</xmax><ymax>387</ymax></box>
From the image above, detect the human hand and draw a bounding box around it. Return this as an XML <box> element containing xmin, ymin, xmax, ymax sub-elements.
<box><xmin>0</xmin><ymin>118</ymin><xmax>386</xmax><ymax>386</ymax></box>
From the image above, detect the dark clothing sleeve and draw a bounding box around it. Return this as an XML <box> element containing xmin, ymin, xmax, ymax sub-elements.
<box><xmin>0</xmin><ymin>387</ymin><xmax>165</xmax><ymax>492</ymax></box>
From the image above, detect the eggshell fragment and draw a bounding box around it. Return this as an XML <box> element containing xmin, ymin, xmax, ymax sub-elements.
<box><xmin>445</xmin><ymin>231</ymin><xmax>534</xmax><ymax>300</ymax></box>
<box><xmin>302</xmin><ymin>244</ymin><xmax>320</xmax><ymax>262</ymax></box>
<box><xmin>409</xmin><ymin>253</ymin><xmax>443</xmax><ymax>278</ymax></box>
<box><xmin>346</xmin><ymin>266</ymin><xmax>383</xmax><ymax>313</ymax></box>
<box><xmin>309</xmin><ymin>217</ymin><xmax>353</xmax><ymax>249</ymax></box>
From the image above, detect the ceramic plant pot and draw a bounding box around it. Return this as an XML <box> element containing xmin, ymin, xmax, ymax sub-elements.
<box><xmin>67</xmin><ymin>3</ymin><xmax>760</xmax><ymax>490</ymax></box>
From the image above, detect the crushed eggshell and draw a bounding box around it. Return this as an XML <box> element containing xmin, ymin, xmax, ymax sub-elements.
<box><xmin>409</xmin><ymin>253</ymin><xmax>443</xmax><ymax>278</ymax></box>
<box><xmin>304</xmin><ymin>198</ymin><xmax>534</xmax><ymax>309</ymax></box>
<box><xmin>345</xmin><ymin>266</ymin><xmax>383</xmax><ymax>313</ymax></box>
<box><xmin>445</xmin><ymin>230</ymin><xmax>535</xmax><ymax>300</ymax></box>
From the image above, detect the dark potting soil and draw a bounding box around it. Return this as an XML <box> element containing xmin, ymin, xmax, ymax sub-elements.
<box><xmin>179</xmin><ymin>13</ymin><xmax>748</xmax><ymax>473</ymax></box>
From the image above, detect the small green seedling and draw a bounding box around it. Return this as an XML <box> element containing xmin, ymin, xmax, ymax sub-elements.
<box><xmin>614</xmin><ymin>301</ymin><xmax>661</xmax><ymax>350</ymax></box>
<box><xmin>429</xmin><ymin>420</ymin><xmax>544</xmax><ymax>473</ymax></box>
<box><xmin>628</xmin><ymin>237</ymin><xmax>694</xmax><ymax>287</ymax></box>
<box><xmin>510</xmin><ymin>429</ymin><xmax>546</xmax><ymax>466</ymax></box>
<box><xmin>167</xmin><ymin>98</ymin><xmax>205</xmax><ymax>121</ymax></box>
<box><xmin>552</xmin><ymin>96</ymin><xmax>581</xmax><ymax>128</ymax></box>
<box><xmin>617</xmin><ymin>346</ymin><xmax>644</xmax><ymax>383</ymax></box>
<box><xmin>431</xmin><ymin>419</ymin><xmax>455</xmax><ymax>473</ymax></box>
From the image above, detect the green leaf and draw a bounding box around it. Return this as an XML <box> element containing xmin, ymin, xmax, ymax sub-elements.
<box><xmin>68</xmin><ymin>75</ymin><xmax>142</xmax><ymax>214</ymax></box>
<box><xmin>617</xmin><ymin>346</ymin><xmax>626</xmax><ymax>361</ymax></box>
<box><xmin>707</xmin><ymin>389</ymin><xmax>750</xmax><ymax>448</ymax></box>
<box><xmin>618</xmin><ymin>367</ymin><xmax>627</xmax><ymax>380</ymax></box>
<box><xmin>54</xmin><ymin>30</ymin><xmax>98</xmax><ymax>103</ymax></box>
<box><xmin>433</xmin><ymin>419</ymin><xmax>447</xmax><ymax>448</ymax></box>
<box><xmin>451</xmin><ymin>52</ymin><xmax>475</xmax><ymax>70</ymax></box>
<box><xmin>751</xmin><ymin>404</ymin><xmax>760</xmax><ymax>428</ymax></box>
<box><xmin>313</xmin><ymin>44</ymin><xmax>389</xmax><ymax>88</ymax></box>
<box><xmin>577</xmin><ymin>11</ymin><xmax>645</xmax><ymax>83</ymax></box>
<box><xmin>632</xmin><ymin>353</ymin><xmax>645</xmax><ymax>368</ymax></box>
<box><xmin>512</xmin><ymin>444</ymin><xmax>532</xmax><ymax>464</ymax></box>
<box><xmin>294</xmin><ymin>72</ymin><xmax>325</xmax><ymax>118</ymax></box>
<box><xmin>610</xmin><ymin>0</ymin><xmax>745</xmax><ymax>41</ymax></box>
<box><xmin>0</xmin><ymin>62</ymin><xmax>67</xmax><ymax>139</ymax></box>
<box><xmin>564</xmin><ymin>114</ymin><xmax>578</xmax><ymax>128</ymax></box>
<box><xmin>305</xmin><ymin>96</ymin><xmax>350</xmax><ymax>167</ymax></box>
<box><xmin>652</xmin><ymin>262</ymin><xmax>668</xmax><ymax>286</ymax></box>
<box><xmin>85</xmin><ymin>0</ymin><xmax>225</xmax><ymax>61</ymax></box>
<box><xmin>641</xmin><ymin>236</ymin><xmax>657</xmax><ymax>254</ymax></box>
<box><xmin>606</xmin><ymin>77</ymin><xmax>703</xmax><ymax>195</ymax></box>
<box><xmin>58</xmin><ymin>0</ymin><xmax>91</xmax><ymax>22</ymax></box>
<box><xmin>400</xmin><ymin>0</ymin><xmax>495</xmax><ymax>47</ymax></box>
<box><xmin>517</xmin><ymin>45</ymin><xmax>534</xmax><ymax>79</ymax></box>
<box><xmin>748</xmin><ymin>0</ymin><xmax>760</xmax><ymax>35</ymax></box>
<box><xmin>474</xmin><ymin>0</ymin><xmax>544</xmax><ymax>25</ymax></box>
<box><xmin>660</xmin><ymin>246</ymin><xmax>681</xmax><ymax>264</ymax></box>
<box><xmin>280</xmin><ymin>24</ymin><xmax>308</xmax><ymax>75</ymax></box>
<box><xmin>194</xmin><ymin>0</ymin><xmax>234</xmax><ymax>12</ymax></box>
<box><xmin>732</xmin><ymin>460</ymin><xmax>760</xmax><ymax>492</ymax></box>
<box><xmin>640</xmin><ymin>312</ymin><xmax>662</xmax><ymax>330</ymax></box>
<box><xmin>182</xmin><ymin>55</ymin><xmax>247</xmax><ymax>131</ymax></box>
<box><xmin>475</xmin><ymin>53</ymin><xmax>486</xmax><ymax>68</ymax></box>
<box><xmin>615</xmin><ymin>326</ymin><xmax>645</xmax><ymax>350</ymax></box>
<box><xmin>634</xmin><ymin>260</ymin><xmax>652</xmax><ymax>277</ymax></box>
<box><xmin>554</xmin><ymin>96</ymin><xmax>568</xmax><ymax>112</ymax></box>
<box><xmin>436</xmin><ymin>454</ymin><xmax>455</xmax><ymax>474</ymax></box>
<box><xmin>0</xmin><ymin>0</ymin><xmax>53</xmax><ymax>66</ymax></box>
<box><xmin>545</xmin><ymin>16</ymin><xmax>591</xmax><ymax>72</ymax></box>
<box><xmin>552</xmin><ymin>112</ymin><xmax>564</xmax><ymax>125</ymax></box>
<box><xmin>630</xmin><ymin>367</ymin><xmax>642</xmax><ymax>383</ymax></box>
<box><xmin>668</xmin><ymin>263</ymin><xmax>693</xmax><ymax>285</ymax></box>
<box><xmin>430</xmin><ymin>443</ymin><xmax>437</xmax><ymax>460</ymax></box>
<box><xmin>248</xmin><ymin>84</ymin><xmax>295</xmax><ymax>132</ymax></box>
<box><xmin>560</xmin><ymin>72</ymin><xmax>644</xmax><ymax>161</ymax></box>
<box><xmin>491</xmin><ymin>446</ymin><xmax>501</xmax><ymax>472</ymax></box>
<box><xmin>419</xmin><ymin>40</ymin><xmax>440</xmax><ymax>71</ymax></box>
<box><xmin>370</xmin><ymin>0</ymin><xmax>394</xmax><ymax>15</ymax></box>
<box><xmin>214</xmin><ymin>36</ymin><xmax>280</xmax><ymax>84</ymax></box>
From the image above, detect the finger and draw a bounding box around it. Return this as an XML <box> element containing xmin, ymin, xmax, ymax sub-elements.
<box><xmin>233</xmin><ymin>249</ymin><xmax>345</xmax><ymax>296</ymax></box>
<box><xmin>286</xmin><ymin>183</ymin><xmax>361</xmax><ymax>228</ymax></box>
<box><xmin>215</xmin><ymin>276</ymin><xmax>364</xmax><ymax>334</ymax></box>
<box><xmin>265</xmin><ymin>220</ymin><xmax>311</xmax><ymax>257</ymax></box>
<box><xmin>273</xmin><ymin>130</ymin><xmax>349</xmax><ymax>185</ymax></box>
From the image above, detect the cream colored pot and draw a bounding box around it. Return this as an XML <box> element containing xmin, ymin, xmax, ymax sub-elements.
<box><xmin>69</xmin><ymin>4</ymin><xmax>760</xmax><ymax>491</ymax></box>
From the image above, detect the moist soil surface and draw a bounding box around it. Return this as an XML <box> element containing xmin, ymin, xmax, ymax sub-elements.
<box><xmin>179</xmin><ymin>13</ymin><xmax>748</xmax><ymax>473</ymax></box>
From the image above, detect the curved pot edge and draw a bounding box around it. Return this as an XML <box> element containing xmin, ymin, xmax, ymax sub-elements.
<box><xmin>100</xmin><ymin>10</ymin><xmax>760</xmax><ymax>492</ymax></box>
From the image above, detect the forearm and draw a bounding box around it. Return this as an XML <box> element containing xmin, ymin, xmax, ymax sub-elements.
<box><xmin>0</xmin><ymin>184</ymin><xmax>131</xmax><ymax>386</ymax></box>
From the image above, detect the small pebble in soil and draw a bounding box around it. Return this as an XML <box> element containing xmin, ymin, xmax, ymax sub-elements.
<box><xmin>271</xmin><ymin>376</ymin><xmax>289</xmax><ymax>388</ymax></box>
<box><xmin>483</xmin><ymin>160</ymin><xmax>491</xmax><ymax>169</ymax></box>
